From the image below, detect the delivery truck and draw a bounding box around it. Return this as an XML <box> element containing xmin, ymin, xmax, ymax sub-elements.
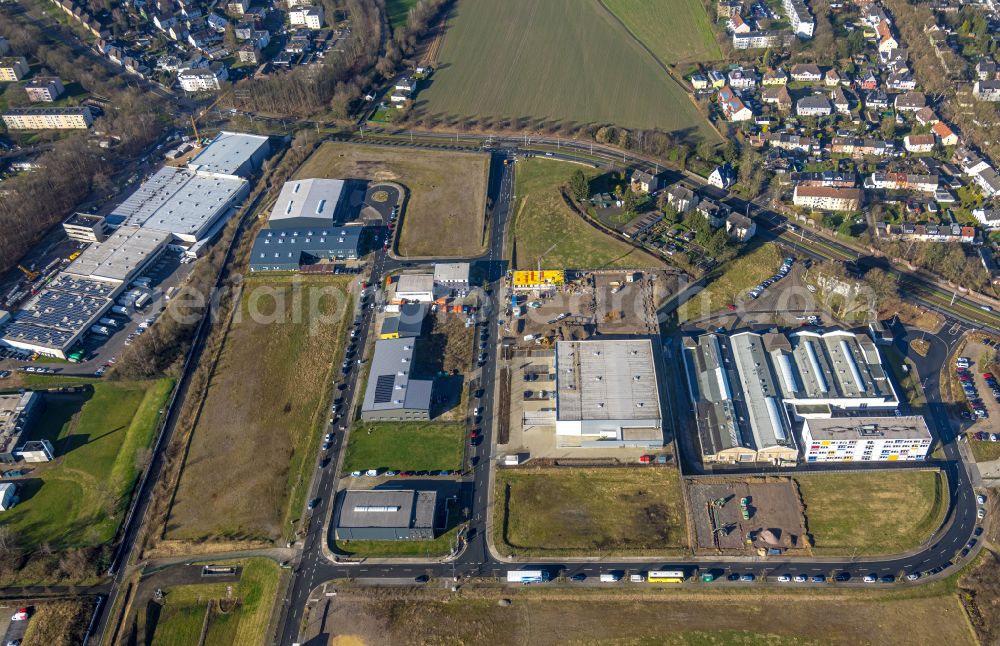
<box><xmin>507</xmin><ymin>570</ymin><xmax>548</xmax><ymax>584</ymax></box>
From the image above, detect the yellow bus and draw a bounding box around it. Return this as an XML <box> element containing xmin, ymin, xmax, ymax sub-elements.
<box><xmin>647</xmin><ymin>570</ymin><xmax>686</xmax><ymax>583</ymax></box>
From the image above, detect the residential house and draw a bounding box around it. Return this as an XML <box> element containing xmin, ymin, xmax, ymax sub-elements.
<box><xmin>726</xmin><ymin>213</ymin><xmax>756</xmax><ymax>241</ymax></box>
<box><xmin>289</xmin><ymin>4</ymin><xmax>324</xmax><ymax>29</ymax></box>
<box><xmin>718</xmin><ymin>0</ymin><xmax>743</xmax><ymax>18</ymax></box>
<box><xmin>728</xmin><ymin>13</ymin><xmax>752</xmax><ymax>33</ymax></box>
<box><xmin>666</xmin><ymin>185</ymin><xmax>699</xmax><ymax>213</ymax></box>
<box><xmin>395</xmin><ymin>76</ymin><xmax>416</xmax><ymax>93</ymax></box>
<box><xmin>793</xmin><ymin>185</ymin><xmax>863</xmax><ymax>210</ymax></box>
<box><xmin>915</xmin><ymin>106</ymin><xmax>938</xmax><ymax>126</ymax></box>
<box><xmin>881</xmin><ymin>223</ymin><xmax>976</xmax><ymax>243</ymax></box>
<box><xmin>237</xmin><ymin>42</ymin><xmax>259</xmax><ymax>64</ymax></box>
<box><xmin>235</xmin><ymin>17</ymin><xmax>256</xmax><ymax>39</ymax></box>
<box><xmin>831</xmin><ymin>86</ymin><xmax>850</xmax><ymax>113</ymax></box>
<box><xmin>972</xmin><ymin>206</ymin><xmax>1000</xmax><ymax>229</ymax></box>
<box><xmin>177</xmin><ymin>63</ymin><xmax>228</xmax><ymax>91</ymax></box>
<box><xmin>790</xmin><ymin>63</ymin><xmax>822</xmax><ymax>82</ymax></box>
<box><xmin>227</xmin><ymin>0</ymin><xmax>249</xmax><ymax>15</ymax></box>
<box><xmin>250</xmin><ymin>30</ymin><xmax>270</xmax><ymax>49</ymax></box>
<box><xmin>895</xmin><ymin>91</ymin><xmax>927</xmax><ymax>112</ymax></box>
<box><xmin>761</xmin><ymin>85</ymin><xmax>792</xmax><ymax>111</ymax></box>
<box><xmin>717</xmin><ymin>85</ymin><xmax>753</xmax><ymax>121</ymax></box>
<box><xmin>797</xmin><ymin>94</ymin><xmax>832</xmax><ymax>117</ymax></box>
<box><xmin>886</xmin><ymin>71</ymin><xmax>916</xmax><ymax>91</ymax></box>
<box><xmin>824</xmin><ymin>68</ymin><xmax>841</xmax><ymax>86</ymax></box>
<box><xmin>831</xmin><ymin>136</ymin><xmax>895</xmax><ymax>158</ymax></box>
<box><xmin>789</xmin><ymin>170</ymin><xmax>857</xmax><ymax>187</ymax></box>
<box><xmin>691</xmin><ymin>73</ymin><xmax>709</xmax><ymax>90</ymax></box>
<box><xmin>727</xmin><ymin>67</ymin><xmax>757</xmax><ymax>89</ymax></box>
<box><xmin>708</xmin><ymin>70</ymin><xmax>727</xmax><ymax>88</ymax></box>
<box><xmin>206</xmin><ymin>12</ymin><xmax>228</xmax><ymax>32</ymax></box>
<box><xmin>974</xmin><ymin>168</ymin><xmax>1000</xmax><ymax>197</ymax></box>
<box><xmin>931</xmin><ymin>122</ymin><xmax>958</xmax><ymax>147</ymax></box>
<box><xmin>975</xmin><ymin>59</ymin><xmax>999</xmax><ymax>81</ymax></box>
<box><xmin>876</xmin><ymin>20</ymin><xmax>898</xmax><ymax>53</ymax></box>
<box><xmin>974</xmin><ymin>80</ymin><xmax>1000</xmax><ymax>101</ymax></box>
<box><xmin>857</xmin><ymin>69</ymin><xmax>878</xmax><ymax>91</ymax></box>
<box><xmin>630</xmin><ymin>170</ymin><xmax>662</xmax><ymax>194</ymax></box>
<box><xmin>24</xmin><ymin>77</ymin><xmax>65</xmax><ymax>103</ymax></box>
<box><xmin>868</xmin><ymin>171</ymin><xmax>938</xmax><ymax>193</ymax></box>
<box><xmin>708</xmin><ymin>165</ymin><xmax>735</xmax><ymax>189</ymax></box>
<box><xmin>865</xmin><ymin>89</ymin><xmax>889</xmax><ymax>110</ymax></box>
<box><xmin>390</xmin><ymin>87</ymin><xmax>411</xmax><ymax>105</ymax></box>
<box><xmin>762</xmin><ymin>68</ymin><xmax>788</xmax><ymax>85</ymax></box>
<box><xmin>0</xmin><ymin>56</ymin><xmax>29</xmax><ymax>82</ymax></box>
<box><xmin>697</xmin><ymin>199</ymin><xmax>732</xmax><ymax>228</ymax></box>
<box><xmin>904</xmin><ymin>134</ymin><xmax>935</xmax><ymax>153</ymax></box>
<box><xmin>753</xmin><ymin>132</ymin><xmax>818</xmax><ymax>153</ymax></box>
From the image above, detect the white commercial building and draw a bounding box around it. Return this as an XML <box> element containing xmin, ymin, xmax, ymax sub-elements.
<box><xmin>802</xmin><ymin>416</ymin><xmax>932</xmax><ymax>462</ymax></box>
<box><xmin>433</xmin><ymin>262</ymin><xmax>471</xmax><ymax>292</ymax></box>
<box><xmin>554</xmin><ymin>339</ymin><xmax>663</xmax><ymax>448</ymax></box>
<box><xmin>64</xmin><ymin>226</ymin><xmax>171</xmax><ymax>284</ymax></box>
<box><xmin>267</xmin><ymin>178</ymin><xmax>345</xmax><ymax>229</ymax></box>
<box><xmin>394</xmin><ymin>274</ymin><xmax>436</xmax><ymax>303</ymax></box>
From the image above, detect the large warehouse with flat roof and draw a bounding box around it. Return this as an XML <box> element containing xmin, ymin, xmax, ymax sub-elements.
<box><xmin>267</xmin><ymin>178</ymin><xmax>346</xmax><ymax>229</ymax></box>
<box><xmin>682</xmin><ymin>328</ymin><xmax>903</xmax><ymax>465</ymax></box>
<box><xmin>248</xmin><ymin>225</ymin><xmax>363</xmax><ymax>271</ymax></box>
<box><xmin>186</xmin><ymin>131</ymin><xmax>271</xmax><ymax>179</ymax></box>
<box><xmin>554</xmin><ymin>339</ymin><xmax>663</xmax><ymax>448</ymax></box>
<box><xmin>360</xmin><ymin>338</ymin><xmax>433</xmax><ymax>421</ymax></box>
<box><xmin>64</xmin><ymin>226</ymin><xmax>170</xmax><ymax>284</ymax></box>
<box><xmin>334</xmin><ymin>489</ymin><xmax>439</xmax><ymax>540</ymax></box>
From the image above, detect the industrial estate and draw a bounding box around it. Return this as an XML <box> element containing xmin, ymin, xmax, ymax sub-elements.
<box><xmin>0</xmin><ymin>0</ymin><xmax>999</xmax><ymax>643</ymax></box>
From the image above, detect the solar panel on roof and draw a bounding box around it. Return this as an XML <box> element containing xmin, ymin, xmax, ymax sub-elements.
<box><xmin>373</xmin><ymin>374</ymin><xmax>396</xmax><ymax>404</ymax></box>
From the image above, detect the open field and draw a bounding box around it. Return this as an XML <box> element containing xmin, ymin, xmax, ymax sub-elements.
<box><xmin>494</xmin><ymin>467</ymin><xmax>687</xmax><ymax>556</ymax></box>
<box><xmin>132</xmin><ymin>558</ymin><xmax>280</xmax><ymax>646</ymax></box>
<box><xmin>385</xmin><ymin>0</ymin><xmax>417</xmax><ymax>27</ymax></box>
<box><xmin>165</xmin><ymin>275</ymin><xmax>352</xmax><ymax>543</ymax></box>
<box><xmin>513</xmin><ymin>159</ymin><xmax>665</xmax><ymax>271</ymax></box>
<box><xmin>312</xmin><ymin>587</ymin><xmax>976</xmax><ymax>646</ymax></box>
<box><xmin>416</xmin><ymin>0</ymin><xmax>718</xmax><ymax>138</ymax></box>
<box><xmin>294</xmin><ymin>142</ymin><xmax>490</xmax><ymax>258</ymax></box>
<box><xmin>21</xmin><ymin>600</ymin><xmax>90</xmax><ymax>646</ymax></box>
<box><xmin>677</xmin><ymin>244</ymin><xmax>783</xmax><ymax>320</ymax></box>
<box><xmin>0</xmin><ymin>379</ymin><xmax>172</xmax><ymax>548</ymax></box>
<box><xmin>969</xmin><ymin>441</ymin><xmax>1000</xmax><ymax>462</ymax></box>
<box><xmin>602</xmin><ymin>0</ymin><xmax>722</xmax><ymax>64</ymax></box>
<box><xmin>341</xmin><ymin>421</ymin><xmax>465</xmax><ymax>473</ymax></box>
<box><xmin>796</xmin><ymin>470</ymin><xmax>946</xmax><ymax>556</ymax></box>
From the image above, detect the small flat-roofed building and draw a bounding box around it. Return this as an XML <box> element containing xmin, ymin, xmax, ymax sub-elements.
<box><xmin>511</xmin><ymin>270</ymin><xmax>564</xmax><ymax>291</ymax></box>
<box><xmin>16</xmin><ymin>439</ymin><xmax>54</xmax><ymax>463</ymax></box>
<box><xmin>63</xmin><ymin>213</ymin><xmax>108</xmax><ymax>243</ymax></box>
<box><xmin>334</xmin><ymin>489</ymin><xmax>438</xmax><ymax>540</ymax></box>
<box><xmin>0</xmin><ymin>392</ymin><xmax>41</xmax><ymax>464</ymax></box>
<box><xmin>186</xmin><ymin>131</ymin><xmax>271</xmax><ymax>179</ymax></box>
<box><xmin>802</xmin><ymin>416</ymin><xmax>931</xmax><ymax>462</ymax></box>
<box><xmin>360</xmin><ymin>338</ymin><xmax>433</xmax><ymax>421</ymax></box>
<box><xmin>433</xmin><ymin>262</ymin><xmax>470</xmax><ymax>292</ymax></box>
<box><xmin>248</xmin><ymin>225</ymin><xmax>363</xmax><ymax>271</ymax></box>
<box><xmin>394</xmin><ymin>274</ymin><xmax>435</xmax><ymax>303</ymax></box>
<box><xmin>379</xmin><ymin>303</ymin><xmax>427</xmax><ymax>339</ymax></box>
<box><xmin>267</xmin><ymin>178</ymin><xmax>345</xmax><ymax>229</ymax></box>
<box><xmin>64</xmin><ymin>225</ymin><xmax>170</xmax><ymax>284</ymax></box>
<box><xmin>554</xmin><ymin>339</ymin><xmax>663</xmax><ymax>448</ymax></box>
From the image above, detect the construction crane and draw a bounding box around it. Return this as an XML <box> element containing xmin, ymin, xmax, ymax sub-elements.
<box><xmin>17</xmin><ymin>265</ymin><xmax>39</xmax><ymax>281</ymax></box>
<box><xmin>189</xmin><ymin>91</ymin><xmax>232</xmax><ymax>148</ymax></box>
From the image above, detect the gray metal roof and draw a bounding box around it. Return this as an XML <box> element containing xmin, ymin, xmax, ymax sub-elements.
<box><xmin>380</xmin><ymin>303</ymin><xmax>426</xmax><ymax>338</ymax></box>
<box><xmin>555</xmin><ymin>339</ymin><xmax>660</xmax><ymax>423</ymax></box>
<box><xmin>249</xmin><ymin>225</ymin><xmax>363</xmax><ymax>269</ymax></box>
<box><xmin>729</xmin><ymin>332</ymin><xmax>794</xmax><ymax>450</ymax></box>
<box><xmin>336</xmin><ymin>489</ymin><xmax>436</xmax><ymax>529</ymax></box>
<box><xmin>186</xmin><ymin>131</ymin><xmax>270</xmax><ymax>177</ymax></box>
<box><xmin>268</xmin><ymin>178</ymin><xmax>345</xmax><ymax>228</ymax></box>
<box><xmin>64</xmin><ymin>225</ymin><xmax>170</xmax><ymax>283</ymax></box>
<box><xmin>433</xmin><ymin>262</ymin><xmax>470</xmax><ymax>284</ymax></box>
<box><xmin>361</xmin><ymin>338</ymin><xmax>433</xmax><ymax>414</ymax></box>
<box><xmin>804</xmin><ymin>416</ymin><xmax>931</xmax><ymax>441</ymax></box>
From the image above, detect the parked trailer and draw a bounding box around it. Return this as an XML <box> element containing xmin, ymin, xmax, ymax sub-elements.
<box><xmin>98</xmin><ymin>318</ymin><xmax>119</xmax><ymax>328</ymax></box>
<box><xmin>647</xmin><ymin>570</ymin><xmax>686</xmax><ymax>583</ymax></box>
<box><xmin>134</xmin><ymin>292</ymin><xmax>151</xmax><ymax>309</ymax></box>
<box><xmin>507</xmin><ymin>570</ymin><xmax>549</xmax><ymax>584</ymax></box>
<box><xmin>90</xmin><ymin>325</ymin><xmax>111</xmax><ymax>337</ymax></box>
<box><xmin>110</xmin><ymin>305</ymin><xmax>129</xmax><ymax>316</ymax></box>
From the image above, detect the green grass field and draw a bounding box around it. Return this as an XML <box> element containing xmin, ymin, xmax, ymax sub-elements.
<box><xmin>602</xmin><ymin>0</ymin><xmax>722</xmax><ymax>64</ymax></box>
<box><xmin>166</xmin><ymin>275</ymin><xmax>352</xmax><ymax>542</ymax></box>
<box><xmin>796</xmin><ymin>470</ymin><xmax>947</xmax><ymax>556</ymax></box>
<box><xmin>385</xmin><ymin>0</ymin><xmax>418</xmax><ymax>27</ymax></box>
<box><xmin>138</xmin><ymin>558</ymin><xmax>280</xmax><ymax>646</ymax></box>
<box><xmin>0</xmin><ymin>379</ymin><xmax>173</xmax><ymax>549</ymax></box>
<box><xmin>417</xmin><ymin>0</ymin><xmax>718</xmax><ymax>137</ymax></box>
<box><xmin>342</xmin><ymin>421</ymin><xmax>465</xmax><ymax>472</ymax></box>
<box><xmin>677</xmin><ymin>244</ymin><xmax>783</xmax><ymax>321</ymax></box>
<box><xmin>494</xmin><ymin>467</ymin><xmax>688</xmax><ymax>557</ymax></box>
<box><xmin>969</xmin><ymin>440</ymin><xmax>1000</xmax><ymax>462</ymax></box>
<box><xmin>513</xmin><ymin>158</ymin><xmax>664</xmax><ymax>270</ymax></box>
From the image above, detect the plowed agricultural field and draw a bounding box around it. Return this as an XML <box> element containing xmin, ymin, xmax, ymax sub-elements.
<box><xmin>416</xmin><ymin>0</ymin><xmax>719</xmax><ymax>139</ymax></box>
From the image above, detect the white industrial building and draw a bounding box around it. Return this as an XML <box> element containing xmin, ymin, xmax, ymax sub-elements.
<box><xmin>802</xmin><ymin>416</ymin><xmax>931</xmax><ymax>462</ymax></box>
<box><xmin>64</xmin><ymin>226</ymin><xmax>171</xmax><ymax>284</ymax></box>
<box><xmin>683</xmin><ymin>328</ymin><xmax>902</xmax><ymax>465</ymax></box>
<box><xmin>267</xmin><ymin>178</ymin><xmax>346</xmax><ymax>229</ymax></box>
<box><xmin>433</xmin><ymin>262</ymin><xmax>471</xmax><ymax>292</ymax></box>
<box><xmin>186</xmin><ymin>131</ymin><xmax>271</xmax><ymax>179</ymax></box>
<box><xmin>554</xmin><ymin>339</ymin><xmax>663</xmax><ymax>448</ymax></box>
<box><xmin>393</xmin><ymin>274</ymin><xmax>436</xmax><ymax>303</ymax></box>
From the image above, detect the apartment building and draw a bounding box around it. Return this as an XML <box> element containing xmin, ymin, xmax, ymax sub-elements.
<box><xmin>177</xmin><ymin>64</ymin><xmax>228</xmax><ymax>91</ymax></box>
<box><xmin>2</xmin><ymin>106</ymin><xmax>94</xmax><ymax>130</ymax></box>
<box><xmin>868</xmin><ymin>172</ymin><xmax>939</xmax><ymax>193</ymax></box>
<box><xmin>24</xmin><ymin>77</ymin><xmax>65</xmax><ymax>102</ymax></box>
<box><xmin>0</xmin><ymin>56</ymin><xmax>29</xmax><ymax>82</ymax></box>
<box><xmin>793</xmin><ymin>185</ymin><xmax>863</xmax><ymax>211</ymax></box>
<box><xmin>289</xmin><ymin>4</ymin><xmax>323</xmax><ymax>29</ymax></box>
<box><xmin>783</xmin><ymin>0</ymin><xmax>814</xmax><ymax>37</ymax></box>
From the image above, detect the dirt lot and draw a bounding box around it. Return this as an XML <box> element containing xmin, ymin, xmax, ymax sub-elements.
<box><xmin>515</xmin><ymin>270</ymin><xmax>675</xmax><ymax>345</ymax></box>
<box><xmin>307</xmin><ymin>587</ymin><xmax>977</xmax><ymax>646</ymax></box>
<box><xmin>688</xmin><ymin>478</ymin><xmax>809</xmax><ymax>554</ymax></box>
<box><xmin>294</xmin><ymin>142</ymin><xmax>490</xmax><ymax>258</ymax></box>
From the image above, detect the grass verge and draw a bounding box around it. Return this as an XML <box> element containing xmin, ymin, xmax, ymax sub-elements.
<box><xmin>969</xmin><ymin>441</ymin><xmax>1000</xmax><ymax>462</ymax></box>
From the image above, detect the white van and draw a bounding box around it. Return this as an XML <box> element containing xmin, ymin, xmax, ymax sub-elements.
<box><xmin>600</xmin><ymin>573</ymin><xmax>620</xmax><ymax>583</ymax></box>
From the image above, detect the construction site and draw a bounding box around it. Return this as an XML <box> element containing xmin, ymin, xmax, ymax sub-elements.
<box><xmin>687</xmin><ymin>478</ymin><xmax>810</xmax><ymax>555</ymax></box>
<box><xmin>507</xmin><ymin>269</ymin><xmax>678</xmax><ymax>349</ymax></box>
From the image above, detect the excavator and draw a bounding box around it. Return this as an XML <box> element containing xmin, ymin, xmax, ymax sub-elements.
<box><xmin>17</xmin><ymin>265</ymin><xmax>39</xmax><ymax>281</ymax></box>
